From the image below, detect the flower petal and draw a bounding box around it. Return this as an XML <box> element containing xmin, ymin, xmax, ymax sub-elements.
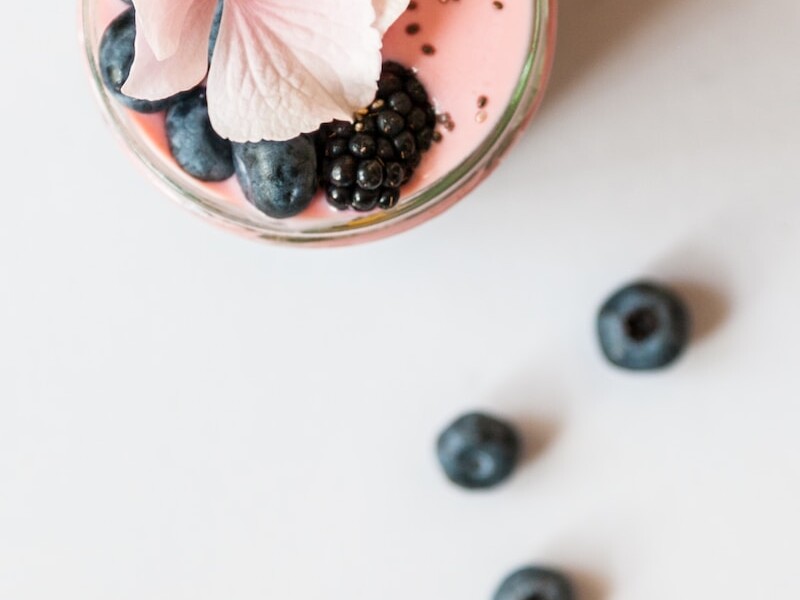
<box><xmin>372</xmin><ymin>0</ymin><xmax>409</xmax><ymax>36</ymax></box>
<box><xmin>131</xmin><ymin>0</ymin><xmax>198</xmax><ymax>60</ymax></box>
<box><xmin>207</xmin><ymin>0</ymin><xmax>382</xmax><ymax>142</ymax></box>
<box><xmin>122</xmin><ymin>0</ymin><xmax>217</xmax><ymax>101</ymax></box>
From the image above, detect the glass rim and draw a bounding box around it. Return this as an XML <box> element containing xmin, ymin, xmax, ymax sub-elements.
<box><xmin>81</xmin><ymin>0</ymin><xmax>558</xmax><ymax>247</ymax></box>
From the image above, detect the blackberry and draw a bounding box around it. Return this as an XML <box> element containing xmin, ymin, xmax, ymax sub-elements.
<box><xmin>318</xmin><ymin>62</ymin><xmax>437</xmax><ymax>212</ymax></box>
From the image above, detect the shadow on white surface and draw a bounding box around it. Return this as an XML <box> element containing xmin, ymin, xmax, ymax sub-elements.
<box><xmin>515</xmin><ymin>414</ymin><xmax>562</xmax><ymax>467</ymax></box>
<box><xmin>669</xmin><ymin>281</ymin><xmax>729</xmax><ymax>343</ymax></box>
<box><xmin>568</xmin><ymin>568</ymin><xmax>611</xmax><ymax>600</ymax></box>
<box><xmin>492</xmin><ymin>375</ymin><xmax>570</xmax><ymax>470</ymax></box>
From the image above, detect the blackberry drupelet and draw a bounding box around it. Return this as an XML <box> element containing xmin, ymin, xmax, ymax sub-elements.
<box><xmin>318</xmin><ymin>61</ymin><xmax>437</xmax><ymax>212</ymax></box>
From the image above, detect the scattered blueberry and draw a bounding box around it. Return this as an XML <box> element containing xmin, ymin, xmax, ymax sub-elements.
<box><xmin>165</xmin><ymin>88</ymin><xmax>234</xmax><ymax>182</ymax></box>
<box><xmin>99</xmin><ymin>8</ymin><xmax>175</xmax><ymax>113</ymax></box>
<box><xmin>436</xmin><ymin>412</ymin><xmax>520</xmax><ymax>490</ymax></box>
<box><xmin>233</xmin><ymin>136</ymin><xmax>317</xmax><ymax>219</ymax></box>
<box><xmin>597</xmin><ymin>281</ymin><xmax>691</xmax><ymax>370</ymax></box>
<box><xmin>494</xmin><ymin>567</ymin><xmax>574</xmax><ymax>600</ymax></box>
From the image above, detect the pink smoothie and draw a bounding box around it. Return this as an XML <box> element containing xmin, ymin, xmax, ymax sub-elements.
<box><xmin>94</xmin><ymin>0</ymin><xmax>534</xmax><ymax>225</ymax></box>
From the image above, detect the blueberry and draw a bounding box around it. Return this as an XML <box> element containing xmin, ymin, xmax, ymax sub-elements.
<box><xmin>208</xmin><ymin>0</ymin><xmax>223</xmax><ymax>61</ymax></box>
<box><xmin>494</xmin><ymin>567</ymin><xmax>573</xmax><ymax>600</ymax></box>
<box><xmin>232</xmin><ymin>136</ymin><xmax>317</xmax><ymax>219</ymax></box>
<box><xmin>597</xmin><ymin>281</ymin><xmax>691</xmax><ymax>370</ymax></box>
<box><xmin>99</xmin><ymin>8</ymin><xmax>173</xmax><ymax>113</ymax></box>
<box><xmin>436</xmin><ymin>412</ymin><xmax>520</xmax><ymax>490</ymax></box>
<box><xmin>165</xmin><ymin>88</ymin><xmax>234</xmax><ymax>182</ymax></box>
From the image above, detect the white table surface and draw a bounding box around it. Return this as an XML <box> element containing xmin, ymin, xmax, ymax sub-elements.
<box><xmin>2</xmin><ymin>0</ymin><xmax>800</xmax><ymax>598</ymax></box>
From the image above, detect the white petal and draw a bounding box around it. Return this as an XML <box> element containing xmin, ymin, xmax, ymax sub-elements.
<box><xmin>131</xmin><ymin>0</ymin><xmax>198</xmax><ymax>60</ymax></box>
<box><xmin>207</xmin><ymin>0</ymin><xmax>382</xmax><ymax>142</ymax></box>
<box><xmin>122</xmin><ymin>0</ymin><xmax>217</xmax><ymax>101</ymax></box>
<box><xmin>372</xmin><ymin>0</ymin><xmax>409</xmax><ymax>36</ymax></box>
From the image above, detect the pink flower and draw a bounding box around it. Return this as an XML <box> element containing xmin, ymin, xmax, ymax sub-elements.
<box><xmin>122</xmin><ymin>0</ymin><xmax>409</xmax><ymax>142</ymax></box>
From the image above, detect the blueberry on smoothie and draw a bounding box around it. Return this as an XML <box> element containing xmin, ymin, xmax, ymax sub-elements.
<box><xmin>98</xmin><ymin>8</ymin><xmax>173</xmax><ymax>113</ymax></box>
<box><xmin>165</xmin><ymin>88</ymin><xmax>234</xmax><ymax>182</ymax></box>
<box><xmin>233</xmin><ymin>136</ymin><xmax>318</xmax><ymax>219</ymax></box>
<box><xmin>494</xmin><ymin>567</ymin><xmax>573</xmax><ymax>600</ymax></box>
<box><xmin>597</xmin><ymin>281</ymin><xmax>691</xmax><ymax>370</ymax></box>
<box><xmin>436</xmin><ymin>412</ymin><xmax>520</xmax><ymax>490</ymax></box>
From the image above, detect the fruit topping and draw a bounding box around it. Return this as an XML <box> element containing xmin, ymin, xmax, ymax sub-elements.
<box><xmin>318</xmin><ymin>61</ymin><xmax>437</xmax><ymax>212</ymax></box>
<box><xmin>165</xmin><ymin>87</ymin><xmax>234</xmax><ymax>182</ymax></box>
<box><xmin>233</xmin><ymin>136</ymin><xmax>318</xmax><ymax>219</ymax></box>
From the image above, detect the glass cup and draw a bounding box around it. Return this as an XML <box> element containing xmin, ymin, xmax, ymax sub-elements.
<box><xmin>80</xmin><ymin>0</ymin><xmax>557</xmax><ymax>246</ymax></box>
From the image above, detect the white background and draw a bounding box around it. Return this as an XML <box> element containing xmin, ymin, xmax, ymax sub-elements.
<box><xmin>2</xmin><ymin>0</ymin><xmax>800</xmax><ymax>598</ymax></box>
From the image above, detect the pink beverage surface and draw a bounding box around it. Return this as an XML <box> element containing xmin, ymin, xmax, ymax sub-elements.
<box><xmin>97</xmin><ymin>0</ymin><xmax>533</xmax><ymax>224</ymax></box>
